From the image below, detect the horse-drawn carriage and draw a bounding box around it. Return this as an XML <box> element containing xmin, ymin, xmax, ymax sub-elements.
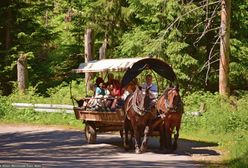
<box><xmin>71</xmin><ymin>57</ymin><xmax>183</xmax><ymax>153</ymax></box>
<box><xmin>71</xmin><ymin>58</ymin><xmax>142</xmax><ymax>144</ymax></box>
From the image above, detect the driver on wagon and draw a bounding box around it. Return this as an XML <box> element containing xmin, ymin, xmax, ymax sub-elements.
<box><xmin>142</xmin><ymin>74</ymin><xmax>158</xmax><ymax>98</ymax></box>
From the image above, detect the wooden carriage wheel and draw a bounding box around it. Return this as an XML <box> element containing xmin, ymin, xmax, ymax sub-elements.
<box><xmin>84</xmin><ymin>121</ymin><xmax>96</xmax><ymax>144</ymax></box>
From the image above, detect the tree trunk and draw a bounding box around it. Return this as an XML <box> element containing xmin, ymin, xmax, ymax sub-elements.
<box><xmin>17</xmin><ymin>54</ymin><xmax>28</xmax><ymax>94</ymax></box>
<box><xmin>44</xmin><ymin>0</ymin><xmax>49</xmax><ymax>27</ymax></box>
<box><xmin>45</xmin><ymin>10</ymin><xmax>48</xmax><ymax>27</ymax></box>
<box><xmin>84</xmin><ymin>28</ymin><xmax>94</xmax><ymax>95</ymax></box>
<box><xmin>99</xmin><ymin>34</ymin><xmax>108</xmax><ymax>78</ymax></box>
<box><xmin>219</xmin><ymin>0</ymin><xmax>231</xmax><ymax>96</ymax></box>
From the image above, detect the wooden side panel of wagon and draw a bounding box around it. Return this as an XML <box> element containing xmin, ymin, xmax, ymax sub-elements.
<box><xmin>74</xmin><ymin>107</ymin><xmax>124</xmax><ymax>143</ymax></box>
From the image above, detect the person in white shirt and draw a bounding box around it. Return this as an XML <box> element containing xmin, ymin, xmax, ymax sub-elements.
<box><xmin>142</xmin><ymin>74</ymin><xmax>158</xmax><ymax>98</ymax></box>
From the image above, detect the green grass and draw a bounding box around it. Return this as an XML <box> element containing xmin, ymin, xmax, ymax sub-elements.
<box><xmin>0</xmin><ymin>108</ymin><xmax>83</xmax><ymax>129</ymax></box>
<box><xmin>181</xmin><ymin>91</ymin><xmax>248</xmax><ymax>168</ymax></box>
<box><xmin>180</xmin><ymin>128</ymin><xmax>248</xmax><ymax>168</ymax></box>
<box><xmin>0</xmin><ymin>82</ymin><xmax>85</xmax><ymax>129</ymax></box>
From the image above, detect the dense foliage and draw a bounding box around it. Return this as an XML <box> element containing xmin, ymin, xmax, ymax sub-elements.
<box><xmin>0</xmin><ymin>0</ymin><xmax>247</xmax><ymax>95</ymax></box>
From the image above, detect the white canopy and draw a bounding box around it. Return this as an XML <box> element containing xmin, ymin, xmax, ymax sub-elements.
<box><xmin>73</xmin><ymin>57</ymin><xmax>144</xmax><ymax>73</ymax></box>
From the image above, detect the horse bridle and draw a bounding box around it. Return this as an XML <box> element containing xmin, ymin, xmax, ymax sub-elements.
<box><xmin>164</xmin><ymin>88</ymin><xmax>181</xmax><ymax>113</ymax></box>
<box><xmin>127</xmin><ymin>87</ymin><xmax>153</xmax><ymax>116</ymax></box>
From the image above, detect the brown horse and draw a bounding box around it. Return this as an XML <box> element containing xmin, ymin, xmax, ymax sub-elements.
<box><xmin>123</xmin><ymin>86</ymin><xmax>156</xmax><ymax>154</ymax></box>
<box><xmin>156</xmin><ymin>84</ymin><xmax>184</xmax><ymax>151</ymax></box>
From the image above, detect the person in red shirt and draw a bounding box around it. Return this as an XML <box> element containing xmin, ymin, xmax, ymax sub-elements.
<box><xmin>107</xmin><ymin>79</ymin><xmax>120</xmax><ymax>111</ymax></box>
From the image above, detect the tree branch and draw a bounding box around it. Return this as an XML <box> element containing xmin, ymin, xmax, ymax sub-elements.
<box><xmin>193</xmin><ymin>1</ymin><xmax>221</xmax><ymax>46</ymax></box>
<box><xmin>161</xmin><ymin>0</ymin><xmax>220</xmax><ymax>39</ymax></box>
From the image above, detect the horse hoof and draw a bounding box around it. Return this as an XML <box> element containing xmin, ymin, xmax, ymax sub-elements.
<box><xmin>141</xmin><ymin>146</ymin><xmax>147</xmax><ymax>153</ymax></box>
<box><xmin>135</xmin><ymin>148</ymin><xmax>142</xmax><ymax>154</ymax></box>
<box><xmin>124</xmin><ymin>147</ymin><xmax>129</xmax><ymax>151</ymax></box>
<box><xmin>124</xmin><ymin>144</ymin><xmax>130</xmax><ymax>151</ymax></box>
<box><xmin>163</xmin><ymin>148</ymin><xmax>173</xmax><ymax>154</ymax></box>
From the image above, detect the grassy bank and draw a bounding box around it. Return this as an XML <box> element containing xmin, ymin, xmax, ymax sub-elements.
<box><xmin>0</xmin><ymin>81</ymin><xmax>84</xmax><ymax>129</ymax></box>
<box><xmin>1</xmin><ymin>83</ymin><xmax>248</xmax><ymax>167</ymax></box>
<box><xmin>0</xmin><ymin>108</ymin><xmax>83</xmax><ymax>129</ymax></box>
<box><xmin>181</xmin><ymin>91</ymin><xmax>248</xmax><ymax>167</ymax></box>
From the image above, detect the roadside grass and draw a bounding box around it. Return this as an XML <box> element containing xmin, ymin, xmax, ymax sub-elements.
<box><xmin>181</xmin><ymin>91</ymin><xmax>248</xmax><ymax>168</ymax></box>
<box><xmin>181</xmin><ymin>128</ymin><xmax>248</xmax><ymax>168</ymax></box>
<box><xmin>1</xmin><ymin>81</ymin><xmax>85</xmax><ymax>129</ymax></box>
<box><xmin>0</xmin><ymin>108</ymin><xmax>83</xmax><ymax>129</ymax></box>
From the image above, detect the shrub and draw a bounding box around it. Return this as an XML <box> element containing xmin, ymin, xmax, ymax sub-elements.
<box><xmin>183</xmin><ymin>91</ymin><xmax>248</xmax><ymax>134</ymax></box>
<box><xmin>0</xmin><ymin>96</ymin><xmax>13</xmax><ymax>118</ymax></box>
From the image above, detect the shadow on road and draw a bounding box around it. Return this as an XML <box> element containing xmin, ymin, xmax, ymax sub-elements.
<box><xmin>0</xmin><ymin>129</ymin><xmax>219</xmax><ymax>167</ymax></box>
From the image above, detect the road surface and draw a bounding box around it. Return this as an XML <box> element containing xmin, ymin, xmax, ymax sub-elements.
<box><xmin>0</xmin><ymin>124</ymin><xmax>221</xmax><ymax>168</ymax></box>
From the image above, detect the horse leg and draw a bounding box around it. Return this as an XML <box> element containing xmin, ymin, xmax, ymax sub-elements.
<box><xmin>151</xmin><ymin>118</ymin><xmax>165</xmax><ymax>150</ymax></box>
<box><xmin>127</xmin><ymin>122</ymin><xmax>134</xmax><ymax>149</ymax></box>
<box><xmin>123</xmin><ymin>117</ymin><xmax>130</xmax><ymax>150</ymax></box>
<box><xmin>173</xmin><ymin>130</ymin><xmax>179</xmax><ymax>150</ymax></box>
<box><xmin>165</xmin><ymin>123</ymin><xmax>173</xmax><ymax>152</ymax></box>
<box><xmin>173</xmin><ymin>124</ymin><xmax>180</xmax><ymax>150</ymax></box>
<box><xmin>129</xmin><ymin>129</ymin><xmax>134</xmax><ymax>149</ymax></box>
<box><xmin>133</xmin><ymin>129</ymin><xmax>141</xmax><ymax>154</ymax></box>
<box><xmin>141</xmin><ymin>125</ymin><xmax>149</xmax><ymax>153</ymax></box>
<box><xmin>159</xmin><ymin>123</ymin><xmax>166</xmax><ymax>150</ymax></box>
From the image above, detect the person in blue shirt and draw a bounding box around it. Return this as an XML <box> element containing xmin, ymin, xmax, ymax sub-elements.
<box><xmin>142</xmin><ymin>74</ymin><xmax>158</xmax><ymax>98</ymax></box>
<box><xmin>95</xmin><ymin>82</ymin><xmax>105</xmax><ymax>97</ymax></box>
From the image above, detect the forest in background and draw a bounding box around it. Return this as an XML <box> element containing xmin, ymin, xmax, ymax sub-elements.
<box><xmin>0</xmin><ymin>0</ymin><xmax>248</xmax><ymax>96</ymax></box>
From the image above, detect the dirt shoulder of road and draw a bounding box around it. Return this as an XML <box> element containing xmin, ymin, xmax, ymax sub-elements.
<box><xmin>0</xmin><ymin>122</ymin><xmax>81</xmax><ymax>132</ymax></box>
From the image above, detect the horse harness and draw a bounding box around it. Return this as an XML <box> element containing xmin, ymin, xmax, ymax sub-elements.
<box><xmin>126</xmin><ymin>89</ymin><xmax>154</xmax><ymax>116</ymax></box>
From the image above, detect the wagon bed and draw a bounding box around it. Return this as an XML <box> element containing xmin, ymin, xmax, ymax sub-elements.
<box><xmin>73</xmin><ymin>107</ymin><xmax>124</xmax><ymax>143</ymax></box>
<box><xmin>74</xmin><ymin>107</ymin><xmax>124</xmax><ymax>123</ymax></box>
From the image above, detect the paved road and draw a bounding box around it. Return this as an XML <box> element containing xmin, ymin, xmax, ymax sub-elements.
<box><xmin>0</xmin><ymin>124</ymin><xmax>221</xmax><ymax>168</ymax></box>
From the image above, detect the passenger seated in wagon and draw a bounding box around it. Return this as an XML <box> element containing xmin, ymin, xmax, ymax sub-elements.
<box><xmin>83</xmin><ymin>75</ymin><xmax>136</xmax><ymax>112</ymax></box>
<box><xmin>92</xmin><ymin>82</ymin><xmax>108</xmax><ymax>111</ymax></box>
<box><xmin>111</xmin><ymin>80</ymin><xmax>124</xmax><ymax>111</ymax></box>
<box><xmin>83</xmin><ymin>77</ymin><xmax>106</xmax><ymax>111</ymax></box>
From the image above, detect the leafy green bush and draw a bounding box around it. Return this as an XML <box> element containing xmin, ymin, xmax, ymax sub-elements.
<box><xmin>46</xmin><ymin>81</ymin><xmax>85</xmax><ymax>104</ymax></box>
<box><xmin>0</xmin><ymin>96</ymin><xmax>13</xmax><ymax>118</ymax></box>
<box><xmin>183</xmin><ymin>91</ymin><xmax>248</xmax><ymax>133</ymax></box>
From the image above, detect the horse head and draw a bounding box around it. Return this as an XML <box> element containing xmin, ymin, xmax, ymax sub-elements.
<box><xmin>131</xmin><ymin>86</ymin><xmax>153</xmax><ymax>115</ymax></box>
<box><xmin>143</xmin><ymin>86</ymin><xmax>154</xmax><ymax>112</ymax></box>
<box><xmin>164</xmin><ymin>84</ymin><xmax>182</xmax><ymax>113</ymax></box>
